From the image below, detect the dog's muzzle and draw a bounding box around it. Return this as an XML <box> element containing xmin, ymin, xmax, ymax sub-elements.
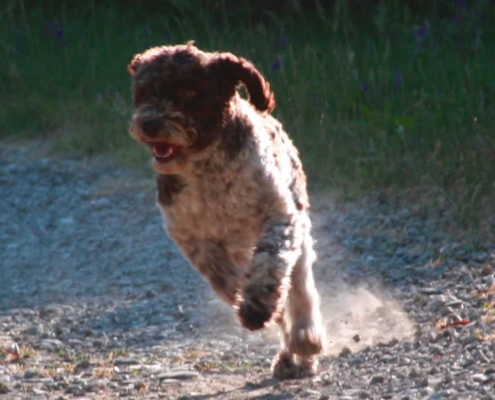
<box><xmin>140</xmin><ymin>118</ymin><xmax>163</xmax><ymax>138</ymax></box>
<box><xmin>135</xmin><ymin>119</ymin><xmax>182</xmax><ymax>163</ymax></box>
<box><xmin>129</xmin><ymin>118</ymin><xmax>183</xmax><ymax>165</ymax></box>
<box><xmin>129</xmin><ymin>103</ymin><xmax>199</xmax><ymax>169</ymax></box>
<box><xmin>148</xmin><ymin>142</ymin><xmax>182</xmax><ymax>163</ymax></box>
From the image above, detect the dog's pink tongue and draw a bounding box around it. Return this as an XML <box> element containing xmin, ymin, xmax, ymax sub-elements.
<box><xmin>153</xmin><ymin>143</ymin><xmax>172</xmax><ymax>156</ymax></box>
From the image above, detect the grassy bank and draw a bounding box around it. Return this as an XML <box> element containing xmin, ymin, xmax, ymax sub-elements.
<box><xmin>1</xmin><ymin>0</ymin><xmax>495</xmax><ymax>228</ymax></box>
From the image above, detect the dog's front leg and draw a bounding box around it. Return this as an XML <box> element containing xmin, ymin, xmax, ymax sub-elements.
<box><xmin>237</xmin><ymin>215</ymin><xmax>304</xmax><ymax>331</ymax></box>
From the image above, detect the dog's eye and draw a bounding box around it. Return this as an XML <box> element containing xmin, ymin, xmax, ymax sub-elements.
<box><xmin>178</xmin><ymin>89</ymin><xmax>197</xmax><ymax>100</ymax></box>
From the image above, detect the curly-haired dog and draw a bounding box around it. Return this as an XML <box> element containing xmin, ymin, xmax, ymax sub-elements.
<box><xmin>127</xmin><ymin>42</ymin><xmax>326</xmax><ymax>379</ymax></box>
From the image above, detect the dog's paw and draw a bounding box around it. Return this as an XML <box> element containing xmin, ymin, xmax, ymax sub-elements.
<box><xmin>237</xmin><ymin>298</ymin><xmax>273</xmax><ymax>331</ymax></box>
<box><xmin>271</xmin><ymin>351</ymin><xmax>297</xmax><ymax>380</ymax></box>
<box><xmin>295</xmin><ymin>354</ymin><xmax>319</xmax><ymax>377</ymax></box>
<box><xmin>271</xmin><ymin>352</ymin><xmax>318</xmax><ymax>380</ymax></box>
<box><xmin>288</xmin><ymin>322</ymin><xmax>326</xmax><ymax>356</ymax></box>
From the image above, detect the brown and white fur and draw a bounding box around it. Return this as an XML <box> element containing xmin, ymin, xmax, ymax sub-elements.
<box><xmin>128</xmin><ymin>42</ymin><xmax>325</xmax><ymax>379</ymax></box>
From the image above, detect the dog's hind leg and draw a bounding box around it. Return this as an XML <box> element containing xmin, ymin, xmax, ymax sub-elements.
<box><xmin>271</xmin><ymin>311</ymin><xmax>315</xmax><ymax>379</ymax></box>
<box><xmin>285</xmin><ymin>232</ymin><xmax>325</xmax><ymax>375</ymax></box>
<box><xmin>271</xmin><ymin>282</ymin><xmax>323</xmax><ymax>380</ymax></box>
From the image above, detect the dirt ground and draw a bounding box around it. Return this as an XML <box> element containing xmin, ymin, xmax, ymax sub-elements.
<box><xmin>1</xmin><ymin>141</ymin><xmax>494</xmax><ymax>399</ymax></box>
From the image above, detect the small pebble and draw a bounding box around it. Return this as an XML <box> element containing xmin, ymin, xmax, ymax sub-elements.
<box><xmin>369</xmin><ymin>375</ymin><xmax>386</xmax><ymax>385</ymax></box>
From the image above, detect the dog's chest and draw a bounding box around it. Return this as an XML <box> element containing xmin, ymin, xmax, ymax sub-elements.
<box><xmin>160</xmin><ymin>166</ymin><xmax>270</xmax><ymax>247</ymax></box>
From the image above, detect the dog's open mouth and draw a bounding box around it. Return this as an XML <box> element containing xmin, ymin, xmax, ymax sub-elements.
<box><xmin>147</xmin><ymin>142</ymin><xmax>182</xmax><ymax>163</ymax></box>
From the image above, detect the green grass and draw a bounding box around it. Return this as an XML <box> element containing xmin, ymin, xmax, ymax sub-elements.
<box><xmin>1</xmin><ymin>0</ymin><xmax>495</xmax><ymax>229</ymax></box>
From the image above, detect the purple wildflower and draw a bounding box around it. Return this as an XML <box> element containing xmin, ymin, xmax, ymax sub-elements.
<box><xmin>271</xmin><ymin>56</ymin><xmax>283</xmax><ymax>73</ymax></box>
<box><xmin>451</xmin><ymin>0</ymin><xmax>468</xmax><ymax>27</ymax></box>
<box><xmin>361</xmin><ymin>82</ymin><xmax>370</xmax><ymax>96</ymax></box>
<box><xmin>46</xmin><ymin>21</ymin><xmax>64</xmax><ymax>44</ymax></box>
<box><xmin>54</xmin><ymin>23</ymin><xmax>63</xmax><ymax>41</ymax></box>
<box><xmin>274</xmin><ymin>34</ymin><xmax>289</xmax><ymax>50</ymax></box>
<box><xmin>454</xmin><ymin>0</ymin><xmax>468</xmax><ymax>11</ymax></box>
<box><xmin>413</xmin><ymin>22</ymin><xmax>429</xmax><ymax>40</ymax></box>
<box><xmin>394</xmin><ymin>71</ymin><xmax>403</xmax><ymax>87</ymax></box>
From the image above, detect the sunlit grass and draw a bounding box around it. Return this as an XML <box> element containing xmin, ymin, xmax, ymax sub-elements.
<box><xmin>1</xmin><ymin>0</ymin><xmax>494</xmax><ymax>229</ymax></box>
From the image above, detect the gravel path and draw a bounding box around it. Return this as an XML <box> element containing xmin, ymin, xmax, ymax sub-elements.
<box><xmin>1</xmin><ymin>141</ymin><xmax>494</xmax><ymax>399</ymax></box>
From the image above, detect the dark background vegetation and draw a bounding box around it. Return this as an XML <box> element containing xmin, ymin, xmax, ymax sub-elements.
<box><xmin>1</xmin><ymin>0</ymin><xmax>494</xmax><ymax>230</ymax></box>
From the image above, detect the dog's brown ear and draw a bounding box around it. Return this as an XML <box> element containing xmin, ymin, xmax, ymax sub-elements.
<box><xmin>128</xmin><ymin>54</ymin><xmax>143</xmax><ymax>75</ymax></box>
<box><xmin>209</xmin><ymin>53</ymin><xmax>276</xmax><ymax>113</ymax></box>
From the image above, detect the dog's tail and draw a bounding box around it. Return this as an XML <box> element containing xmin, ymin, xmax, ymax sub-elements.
<box><xmin>209</xmin><ymin>53</ymin><xmax>276</xmax><ymax>114</ymax></box>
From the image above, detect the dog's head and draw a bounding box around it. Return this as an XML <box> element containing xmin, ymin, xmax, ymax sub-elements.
<box><xmin>128</xmin><ymin>41</ymin><xmax>275</xmax><ymax>174</ymax></box>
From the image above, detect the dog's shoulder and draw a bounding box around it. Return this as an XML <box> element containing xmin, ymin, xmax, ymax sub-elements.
<box><xmin>217</xmin><ymin>97</ymin><xmax>310</xmax><ymax>212</ymax></box>
<box><xmin>242</xmin><ymin>102</ymin><xmax>309</xmax><ymax>212</ymax></box>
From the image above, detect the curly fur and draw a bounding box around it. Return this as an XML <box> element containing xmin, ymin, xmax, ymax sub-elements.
<box><xmin>128</xmin><ymin>41</ymin><xmax>326</xmax><ymax>379</ymax></box>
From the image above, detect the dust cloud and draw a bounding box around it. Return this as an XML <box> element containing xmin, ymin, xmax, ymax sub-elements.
<box><xmin>202</xmin><ymin>282</ymin><xmax>415</xmax><ymax>357</ymax></box>
<box><xmin>200</xmin><ymin>198</ymin><xmax>416</xmax><ymax>357</ymax></box>
<box><xmin>319</xmin><ymin>285</ymin><xmax>415</xmax><ymax>356</ymax></box>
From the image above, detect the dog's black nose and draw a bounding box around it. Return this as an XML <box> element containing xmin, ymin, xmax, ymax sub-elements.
<box><xmin>141</xmin><ymin>119</ymin><xmax>163</xmax><ymax>137</ymax></box>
